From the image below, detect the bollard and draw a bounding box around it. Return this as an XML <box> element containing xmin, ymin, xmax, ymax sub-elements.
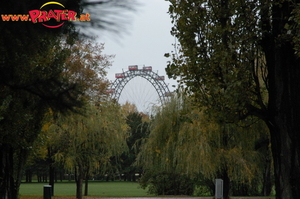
<box><xmin>43</xmin><ymin>185</ymin><xmax>52</xmax><ymax>199</ymax></box>
<box><xmin>215</xmin><ymin>179</ymin><xmax>223</xmax><ymax>199</ymax></box>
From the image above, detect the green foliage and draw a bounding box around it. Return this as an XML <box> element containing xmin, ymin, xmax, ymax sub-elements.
<box><xmin>0</xmin><ymin>2</ymin><xmax>84</xmax><ymax>196</ymax></box>
<box><xmin>0</xmin><ymin>1</ymin><xmax>135</xmax><ymax>198</ymax></box>
<box><xmin>44</xmin><ymin>102</ymin><xmax>128</xmax><ymax>198</ymax></box>
<box><xmin>23</xmin><ymin>38</ymin><xmax>116</xmax><ymax>194</ymax></box>
<box><xmin>62</xmin><ymin>38</ymin><xmax>114</xmax><ymax>101</ymax></box>
<box><xmin>139</xmin><ymin>172</ymin><xmax>195</xmax><ymax>196</ymax></box>
<box><xmin>137</xmin><ymin>94</ymin><xmax>271</xmax><ymax>196</ymax></box>
<box><xmin>49</xmin><ymin>102</ymin><xmax>128</xmax><ymax>172</ymax></box>
<box><xmin>166</xmin><ymin>0</ymin><xmax>268</xmax><ymax>123</ymax></box>
<box><xmin>117</xmin><ymin>109</ymin><xmax>150</xmax><ymax>181</ymax></box>
<box><xmin>162</xmin><ymin>1</ymin><xmax>300</xmax><ymax>197</ymax></box>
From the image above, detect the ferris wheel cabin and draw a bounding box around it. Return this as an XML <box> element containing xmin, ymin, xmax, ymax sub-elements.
<box><xmin>143</xmin><ymin>66</ymin><xmax>152</xmax><ymax>71</ymax></box>
<box><xmin>115</xmin><ymin>73</ymin><xmax>125</xmax><ymax>78</ymax></box>
<box><xmin>128</xmin><ymin>65</ymin><xmax>138</xmax><ymax>70</ymax></box>
<box><xmin>156</xmin><ymin>76</ymin><xmax>165</xmax><ymax>80</ymax></box>
<box><xmin>105</xmin><ymin>89</ymin><xmax>115</xmax><ymax>93</ymax></box>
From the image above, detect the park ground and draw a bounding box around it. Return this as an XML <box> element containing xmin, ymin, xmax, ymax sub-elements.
<box><xmin>19</xmin><ymin>181</ymin><xmax>275</xmax><ymax>199</ymax></box>
<box><xmin>20</xmin><ymin>181</ymin><xmax>151</xmax><ymax>198</ymax></box>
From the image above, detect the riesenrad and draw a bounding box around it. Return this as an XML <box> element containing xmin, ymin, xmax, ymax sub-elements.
<box><xmin>106</xmin><ymin>65</ymin><xmax>172</xmax><ymax>112</ymax></box>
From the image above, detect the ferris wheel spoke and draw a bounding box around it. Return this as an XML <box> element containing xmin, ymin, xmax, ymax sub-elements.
<box><xmin>107</xmin><ymin>65</ymin><xmax>171</xmax><ymax>112</ymax></box>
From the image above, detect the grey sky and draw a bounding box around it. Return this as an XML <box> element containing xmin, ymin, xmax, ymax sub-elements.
<box><xmin>96</xmin><ymin>0</ymin><xmax>178</xmax><ymax>112</ymax></box>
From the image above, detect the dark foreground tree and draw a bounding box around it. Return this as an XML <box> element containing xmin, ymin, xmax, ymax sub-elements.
<box><xmin>165</xmin><ymin>1</ymin><xmax>300</xmax><ymax>199</ymax></box>
<box><xmin>0</xmin><ymin>1</ymin><xmax>81</xmax><ymax>198</ymax></box>
<box><xmin>0</xmin><ymin>0</ymin><xmax>135</xmax><ymax>198</ymax></box>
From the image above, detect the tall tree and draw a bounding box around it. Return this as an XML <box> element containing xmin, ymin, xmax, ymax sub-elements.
<box><xmin>137</xmin><ymin>95</ymin><xmax>269</xmax><ymax>197</ymax></box>
<box><xmin>0</xmin><ymin>0</ymin><xmax>135</xmax><ymax>197</ymax></box>
<box><xmin>0</xmin><ymin>0</ymin><xmax>84</xmax><ymax>198</ymax></box>
<box><xmin>51</xmin><ymin>102</ymin><xmax>128</xmax><ymax>199</ymax></box>
<box><xmin>122</xmin><ymin>104</ymin><xmax>150</xmax><ymax>181</ymax></box>
<box><xmin>165</xmin><ymin>1</ymin><xmax>300</xmax><ymax>198</ymax></box>
<box><xmin>62</xmin><ymin>38</ymin><xmax>114</xmax><ymax>101</ymax></box>
<box><xmin>48</xmin><ymin>38</ymin><xmax>113</xmax><ymax>194</ymax></box>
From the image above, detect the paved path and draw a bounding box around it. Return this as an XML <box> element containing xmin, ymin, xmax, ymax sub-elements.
<box><xmin>49</xmin><ymin>198</ymin><xmax>210</xmax><ymax>199</ymax></box>
<box><xmin>50</xmin><ymin>197</ymin><xmax>209</xmax><ymax>199</ymax></box>
<box><xmin>50</xmin><ymin>197</ymin><xmax>274</xmax><ymax>199</ymax></box>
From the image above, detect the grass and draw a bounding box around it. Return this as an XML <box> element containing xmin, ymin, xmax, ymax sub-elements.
<box><xmin>20</xmin><ymin>181</ymin><xmax>154</xmax><ymax>198</ymax></box>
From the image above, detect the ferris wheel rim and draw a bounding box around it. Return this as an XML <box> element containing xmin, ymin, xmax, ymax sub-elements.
<box><xmin>108</xmin><ymin>66</ymin><xmax>171</xmax><ymax>105</ymax></box>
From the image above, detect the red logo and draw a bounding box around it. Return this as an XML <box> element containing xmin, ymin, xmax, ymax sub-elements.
<box><xmin>1</xmin><ymin>1</ymin><xmax>90</xmax><ymax>28</ymax></box>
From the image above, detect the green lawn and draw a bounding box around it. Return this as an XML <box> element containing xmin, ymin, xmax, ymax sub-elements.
<box><xmin>20</xmin><ymin>181</ymin><xmax>153</xmax><ymax>198</ymax></box>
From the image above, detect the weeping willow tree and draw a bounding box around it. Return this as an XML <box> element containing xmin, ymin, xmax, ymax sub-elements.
<box><xmin>46</xmin><ymin>102</ymin><xmax>128</xmax><ymax>199</ymax></box>
<box><xmin>137</xmin><ymin>94</ymin><xmax>271</xmax><ymax>197</ymax></box>
<box><xmin>165</xmin><ymin>1</ymin><xmax>300</xmax><ymax>198</ymax></box>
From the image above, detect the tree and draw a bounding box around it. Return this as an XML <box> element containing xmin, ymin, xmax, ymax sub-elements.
<box><xmin>46</xmin><ymin>38</ymin><xmax>113</xmax><ymax>194</ymax></box>
<box><xmin>0</xmin><ymin>0</ymin><xmax>136</xmax><ymax>198</ymax></box>
<box><xmin>137</xmin><ymin>95</ymin><xmax>270</xmax><ymax>197</ymax></box>
<box><xmin>0</xmin><ymin>18</ymin><xmax>83</xmax><ymax>199</ymax></box>
<box><xmin>121</xmin><ymin>104</ymin><xmax>150</xmax><ymax>181</ymax></box>
<box><xmin>24</xmin><ymin>121</ymin><xmax>50</xmax><ymax>184</ymax></box>
<box><xmin>105</xmin><ymin>103</ymin><xmax>150</xmax><ymax>182</ymax></box>
<box><xmin>0</xmin><ymin>0</ymin><xmax>85</xmax><ymax>198</ymax></box>
<box><xmin>165</xmin><ymin>1</ymin><xmax>300</xmax><ymax>198</ymax></box>
<box><xmin>77</xmin><ymin>0</ymin><xmax>137</xmax><ymax>36</ymax></box>
<box><xmin>62</xmin><ymin>38</ymin><xmax>114</xmax><ymax>101</ymax></box>
<box><xmin>50</xmin><ymin>102</ymin><xmax>128</xmax><ymax>199</ymax></box>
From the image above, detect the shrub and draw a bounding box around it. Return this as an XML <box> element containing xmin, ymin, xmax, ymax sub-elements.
<box><xmin>139</xmin><ymin>172</ymin><xmax>195</xmax><ymax>195</ymax></box>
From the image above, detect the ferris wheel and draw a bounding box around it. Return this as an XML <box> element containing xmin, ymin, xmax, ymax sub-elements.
<box><xmin>106</xmin><ymin>65</ymin><xmax>172</xmax><ymax>110</ymax></box>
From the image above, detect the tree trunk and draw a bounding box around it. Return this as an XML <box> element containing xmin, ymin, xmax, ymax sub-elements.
<box><xmin>222</xmin><ymin>169</ymin><xmax>230</xmax><ymax>199</ymax></box>
<box><xmin>48</xmin><ymin>148</ymin><xmax>55</xmax><ymax>196</ymax></box>
<box><xmin>14</xmin><ymin>149</ymin><xmax>28</xmax><ymax>199</ymax></box>
<box><xmin>262</xmin><ymin>151</ymin><xmax>272</xmax><ymax>196</ymax></box>
<box><xmin>84</xmin><ymin>177</ymin><xmax>89</xmax><ymax>196</ymax></box>
<box><xmin>75</xmin><ymin>166</ymin><xmax>83</xmax><ymax>199</ymax></box>
<box><xmin>0</xmin><ymin>145</ymin><xmax>28</xmax><ymax>199</ymax></box>
<box><xmin>268</xmin><ymin>34</ymin><xmax>300</xmax><ymax>199</ymax></box>
<box><xmin>60</xmin><ymin>170</ymin><xmax>63</xmax><ymax>182</ymax></box>
<box><xmin>49</xmin><ymin>164</ymin><xmax>55</xmax><ymax>196</ymax></box>
<box><xmin>68</xmin><ymin>172</ymin><xmax>72</xmax><ymax>181</ymax></box>
<box><xmin>268</xmin><ymin>32</ymin><xmax>300</xmax><ymax>199</ymax></box>
<box><xmin>267</xmin><ymin>118</ymin><xmax>300</xmax><ymax>199</ymax></box>
<box><xmin>267</xmin><ymin>75</ymin><xmax>300</xmax><ymax>199</ymax></box>
<box><xmin>261</xmin><ymin>1</ymin><xmax>300</xmax><ymax>199</ymax></box>
<box><xmin>0</xmin><ymin>145</ymin><xmax>15</xmax><ymax>199</ymax></box>
<box><xmin>76</xmin><ymin>178</ymin><xmax>83</xmax><ymax>199</ymax></box>
<box><xmin>84</xmin><ymin>167</ymin><xmax>89</xmax><ymax>196</ymax></box>
<box><xmin>25</xmin><ymin>169</ymin><xmax>32</xmax><ymax>183</ymax></box>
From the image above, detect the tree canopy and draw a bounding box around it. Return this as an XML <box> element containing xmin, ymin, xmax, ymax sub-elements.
<box><xmin>0</xmin><ymin>1</ymin><xmax>83</xmax><ymax>195</ymax></box>
<box><xmin>47</xmin><ymin>102</ymin><xmax>128</xmax><ymax>199</ymax></box>
<box><xmin>165</xmin><ymin>0</ymin><xmax>300</xmax><ymax>198</ymax></box>
<box><xmin>0</xmin><ymin>1</ymin><xmax>126</xmax><ymax>197</ymax></box>
<box><xmin>137</xmin><ymin>94</ymin><xmax>271</xmax><ymax>197</ymax></box>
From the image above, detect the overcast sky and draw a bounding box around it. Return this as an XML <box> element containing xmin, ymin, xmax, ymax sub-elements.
<box><xmin>92</xmin><ymin>0</ymin><xmax>178</xmax><ymax>112</ymax></box>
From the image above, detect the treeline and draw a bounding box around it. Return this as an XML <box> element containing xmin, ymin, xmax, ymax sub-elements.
<box><xmin>22</xmin><ymin>93</ymin><xmax>274</xmax><ymax>198</ymax></box>
<box><xmin>23</xmin><ymin>103</ymin><xmax>150</xmax><ymax>185</ymax></box>
<box><xmin>24</xmin><ymin>94</ymin><xmax>273</xmax><ymax>197</ymax></box>
<box><xmin>137</xmin><ymin>94</ymin><xmax>273</xmax><ymax>197</ymax></box>
<box><xmin>22</xmin><ymin>101</ymin><xmax>150</xmax><ymax>197</ymax></box>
